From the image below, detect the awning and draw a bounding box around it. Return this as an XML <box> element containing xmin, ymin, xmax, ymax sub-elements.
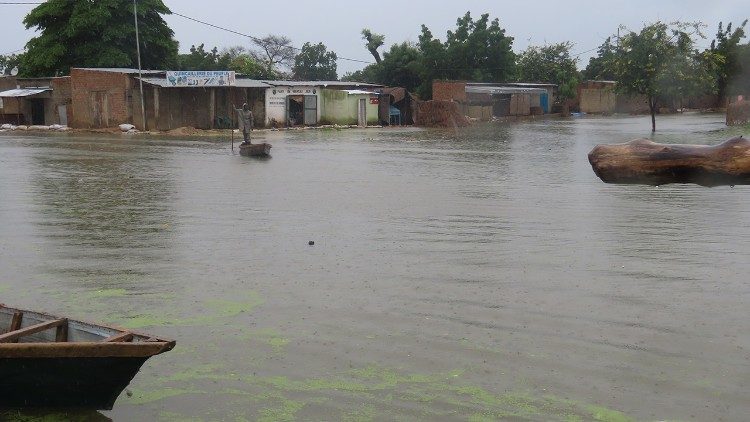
<box><xmin>0</xmin><ymin>88</ymin><xmax>51</xmax><ymax>97</ymax></box>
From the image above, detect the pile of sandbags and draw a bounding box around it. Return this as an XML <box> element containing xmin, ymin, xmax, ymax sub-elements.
<box><xmin>0</xmin><ymin>123</ymin><xmax>69</xmax><ymax>132</ymax></box>
<box><xmin>727</xmin><ymin>100</ymin><xmax>750</xmax><ymax>126</ymax></box>
<box><xmin>414</xmin><ymin>100</ymin><xmax>470</xmax><ymax>128</ymax></box>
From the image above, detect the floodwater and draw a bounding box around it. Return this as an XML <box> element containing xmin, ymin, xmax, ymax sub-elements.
<box><xmin>0</xmin><ymin>113</ymin><xmax>748</xmax><ymax>421</ymax></box>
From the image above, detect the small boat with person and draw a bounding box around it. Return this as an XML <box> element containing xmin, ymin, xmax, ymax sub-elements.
<box><xmin>239</xmin><ymin>142</ymin><xmax>272</xmax><ymax>157</ymax></box>
<box><xmin>0</xmin><ymin>304</ymin><xmax>175</xmax><ymax>409</ymax></box>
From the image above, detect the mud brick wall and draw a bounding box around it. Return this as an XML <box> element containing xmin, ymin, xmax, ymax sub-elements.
<box><xmin>432</xmin><ymin>81</ymin><xmax>467</xmax><ymax>102</ymax></box>
<box><xmin>727</xmin><ymin>100</ymin><xmax>750</xmax><ymax>126</ymax></box>
<box><xmin>71</xmin><ymin>69</ymin><xmax>132</xmax><ymax>128</ymax></box>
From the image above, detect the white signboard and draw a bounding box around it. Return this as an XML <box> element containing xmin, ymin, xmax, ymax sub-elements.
<box><xmin>166</xmin><ymin>71</ymin><xmax>235</xmax><ymax>87</ymax></box>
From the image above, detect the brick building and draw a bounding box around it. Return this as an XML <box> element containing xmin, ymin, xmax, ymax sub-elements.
<box><xmin>0</xmin><ymin>76</ymin><xmax>71</xmax><ymax>126</ymax></box>
<box><xmin>433</xmin><ymin>80</ymin><xmax>555</xmax><ymax>120</ymax></box>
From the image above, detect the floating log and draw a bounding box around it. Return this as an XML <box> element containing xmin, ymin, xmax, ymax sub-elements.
<box><xmin>588</xmin><ymin>136</ymin><xmax>750</xmax><ymax>187</ymax></box>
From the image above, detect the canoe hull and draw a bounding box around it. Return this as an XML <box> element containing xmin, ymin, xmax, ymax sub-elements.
<box><xmin>239</xmin><ymin>143</ymin><xmax>272</xmax><ymax>157</ymax></box>
<box><xmin>0</xmin><ymin>356</ymin><xmax>148</xmax><ymax>409</ymax></box>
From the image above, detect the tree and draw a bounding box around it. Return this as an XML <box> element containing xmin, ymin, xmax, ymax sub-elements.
<box><xmin>20</xmin><ymin>0</ymin><xmax>178</xmax><ymax>77</ymax></box>
<box><xmin>582</xmin><ymin>37</ymin><xmax>617</xmax><ymax>81</ymax></box>
<box><xmin>609</xmin><ymin>22</ymin><xmax>717</xmax><ymax>131</ymax></box>
<box><xmin>252</xmin><ymin>35</ymin><xmax>295</xmax><ymax>77</ymax></box>
<box><xmin>342</xmin><ymin>42</ymin><xmax>422</xmax><ymax>93</ymax></box>
<box><xmin>292</xmin><ymin>42</ymin><xmax>337</xmax><ymax>81</ymax></box>
<box><xmin>517</xmin><ymin>42</ymin><xmax>579</xmax><ymax>101</ymax></box>
<box><xmin>710</xmin><ymin>20</ymin><xmax>748</xmax><ymax>99</ymax></box>
<box><xmin>177</xmin><ymin>44</ymin><xmax>230</xmax><ymax>70</ymax></box>
<box><xmin>417</xmin><ymin>12</ymin><xmax>515</xmax><ymax>98</ymax></box>
<box><xmin>361</xmin><ymin>29</ymin><xmax>385</xmax><ymax>63</ymax></box>
<box><xmin>0</xmin><ymin>54</ymin><xmax>21</xmax><ymax>75</ymax></box>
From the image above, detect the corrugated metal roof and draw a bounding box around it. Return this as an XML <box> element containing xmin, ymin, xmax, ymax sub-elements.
<box><xmin>342</xmin><ymin>89</ymin><xmax>377</xmax><ymax>95</ymax></box>
<box><xmin>138</xmin><ymin>77</ymin><xmax>270</xmax><ymax>88</ymax></box>
<box><xmin>0</xmin><ymin>88</ymin><xmax>51</xmax><ymax>97</ymax></box>
<box><xmin>466</xmin><ymin>86</ymin><xmax>548</xmax><ymax>95</ymax></box>
<box><xmin>74</xmin><ymin>68</ymin><xmax>164</xmax><ymax>75</ymax></box>
<box><xmin>264</xmin><ymin>80</ymin><xmax>382</xmax><ymax>88</ymax></box>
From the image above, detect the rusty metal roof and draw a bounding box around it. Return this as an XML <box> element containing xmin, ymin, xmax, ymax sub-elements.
<box><xmin>0</xmin><ymin>88</ymin><xmax>51</xmax><ymax>97</ymax></box>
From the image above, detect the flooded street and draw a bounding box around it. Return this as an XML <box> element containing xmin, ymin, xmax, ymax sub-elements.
<box><xmin>1</xmin><ymin>113</ymin><xmax>748</xmax><ymax>421</ymax></box>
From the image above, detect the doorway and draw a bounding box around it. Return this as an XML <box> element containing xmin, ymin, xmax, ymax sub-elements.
<box><xmin>287</xmin><ymin>96</ymin><xmax>304</xmax><ymax>126</ymax></box>
<box><xmin>30</xmin><ymin>99</ymin><xmax>45</xmax><ymax>125</ymax></box>
<box><xmin>357</xmin><ymin>98</ymin><xmax>366</xmax><ymax>127</ymax></box>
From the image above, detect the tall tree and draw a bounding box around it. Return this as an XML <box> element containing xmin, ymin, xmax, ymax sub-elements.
<box><xmin>342</xmin><ymin>42</ymin><xmax>422</xmax><ymax>92</ymax></box>
<box><xmin>252</xmin><ymin>35</ymin><xmax>295</xmax><ymax>77</ymax></box>
<box><xmin>710</xmin><ymin>20</ymin><xmax>748</xmax><ymax>100</ymax></box>
<box><xmin>517</xmin><ymin>42</ymin><xmax>579</xmax><ymax>101</ymax></box>
<box><xmin>609</xmin><ymin>22</ymin><xmax>717</xmax><ymax>131</ymax></box>
<box><xmin>20</xmin><ymin>0</ymin><xmax>178</xmax><ymax>77</ymax></box>
<box><xmin>418</xmin><ymin>12</ymin><xmax>515</xmax><ymax>98</ymax></box>
<box><xmin>361</xmin><ymin>29</ymin><xmax>385</xmax><ymax>63</ymax></box>
<box><xmin>582</xmin><ymin>37</ymin><xmax>617</xmax><ymax>81</ymax></box>
<box><xmin>292</xmin><ymin>42</ymin><xmax>338</xmax><ymax>81</ymax></box>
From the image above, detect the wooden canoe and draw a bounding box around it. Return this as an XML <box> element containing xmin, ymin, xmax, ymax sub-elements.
<box><xmin>0</xmin><ymin>305</ymin><xmax>175</xmax><ymax>409</ymax></box>
<box><xmin>239</xmin><ymin>142</ymin><xmax>272</xmax><ymax>157</ymax></box>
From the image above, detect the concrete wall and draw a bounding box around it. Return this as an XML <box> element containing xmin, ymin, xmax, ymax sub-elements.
<box><xmin>265</xmin><ymin>86</ymin><xmax>320</xmax><ymax>126</ymax></box>
<box><xmin>580</xmin><ymin>87</ymin><xmax>616</xmax><ymax>114</ymax></box>
<box><xmin>71</xmin><ymin>69</ymin><xmax>132</xmax><ymax>128</ymax></box>
<box><xmin>320</xmin><ymin>89</ymin><xmax>379</xmax><ymax>125</ymax></box>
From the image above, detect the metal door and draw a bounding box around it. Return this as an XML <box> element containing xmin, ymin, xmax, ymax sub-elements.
<box><xmin>303</xmin><ymin>95</ymin><xmax>317</xmax><ymax>125</ymax></box>
<box><xmin>358</xmin><ymin>98</ymin><xmax>366</xmax><ymax>127</ymax></box>
<box><xmin>58</xmin><ymin>105</ymin><xmax>68</xmax><ymax>126</ymax></box>
<box><xmin>540</xmin><ymin>93</ymin><xmax>549</xmax><ymax>113</ymax></box>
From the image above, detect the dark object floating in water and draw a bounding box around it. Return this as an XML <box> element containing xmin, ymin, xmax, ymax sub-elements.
<box><xmin>308</xmin><ymin>241</ymin><xmax>314</xmax><ymax>246</ymax></box>
<box><xmin>239</xmin><ymin>142</ymin><xmax>272</xmax><ymax>157</ymax></box>
<box><xmin>0</xmin><ymin>304</ymin><xmax>175</xmax><ymax>410</ymax></box>
<box><xmin>588</xmin><ymin>136</ymin><xmax>750</xmax><ymax>187</ymax></box>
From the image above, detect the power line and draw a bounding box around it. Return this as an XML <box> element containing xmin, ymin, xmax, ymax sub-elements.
<box><xmin>170</xmin><ymin>11</ymin><xmax>374</xmax><ymax>65</ymax></box>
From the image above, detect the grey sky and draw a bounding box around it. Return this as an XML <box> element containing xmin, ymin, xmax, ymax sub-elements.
<box><xmin>1</xmin><ymin>0</ymin><xmax>748</xmax><ymax>75</ymax></box>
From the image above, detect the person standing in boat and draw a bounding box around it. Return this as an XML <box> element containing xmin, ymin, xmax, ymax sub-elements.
<box><xmin>237</xmin><ymin>103</ymin><xmax>254</xmax><ymax>145</ymax></box>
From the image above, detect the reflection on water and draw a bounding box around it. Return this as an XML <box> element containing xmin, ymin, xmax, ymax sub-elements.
<box><xmin>0</xmin><ymin>114</ymin><xmax>749</xmax><ymax>421</ymax></box>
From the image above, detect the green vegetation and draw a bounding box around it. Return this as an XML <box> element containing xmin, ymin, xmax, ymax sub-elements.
<box><xmin>20</xmin><ymin>0</ymin><xmax>178</xmax><ymax>77</ymax></box>
<box><xmin>292</xmin><ymin>42</ymin><xmax>338</xmax><ymax>81</ymax></box>
<box><xmin>607</xmin><ymin>22</ymin><xmax>719</xmax><ymax>131</ymax></box>
<box><xmin>517</xmin><ymin>42</ymin><xmax>580</xmax><ymax>102</ymax></box>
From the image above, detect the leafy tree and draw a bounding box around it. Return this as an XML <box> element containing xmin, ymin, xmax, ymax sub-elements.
<box><xmin>342</xmin><ymin>42</ymin><xmax>422</xmax><ymax>92</ymax></box>
<box><xmin>710</xmin><ymin>20</ymin><xmax>748</xmax><ymax>99</ymax></box>
<box><xmin>252</xmin><ymin>35</ymin><xmax>295</xmax><ymax>77</ymax></box>
<box><xmin>609</xmin><ymin>22</ymin><xmax>718</xmax><ymax>131</ymax></box>
<box><xmin>517</xmin><ymin>42</ymin><xmax>579</xmax><ymax>101</ymax></box>
<box><xmin>228</xmin><ymin>54</ymin><xmax>274</xmax><ymax>79</ymax></box>
<box><xmin>20</xmin><ymin>0</ymin><xmax>178</xmax><ymax>77</ymax></box>
<box><xmin>292</xmin><ymin>42</ymin><xmax>337</xmax><ymax>80</ymax></box>
<box><xmin>361</xmin><ymin>29</ymin><xmax>385</xmax><ymax>63</ymax></box>
<box><xmin>417</xmin><ymin>12</ymin><xmax>515</xmax><ymax>98</ymax></box>
<box><xmin>582</xmin><ymin>37</ymin><xmax>617</xmax><ymax>81</ymax></box>
<box><xmin>177</xmin><ymin>44</ymin><xmax>230</xmax><ymax>70</ymax></box>
<box><xmin>0</xmin><ymin>54</ymin><xmax>21</xmax><ymax>75</ymax></box>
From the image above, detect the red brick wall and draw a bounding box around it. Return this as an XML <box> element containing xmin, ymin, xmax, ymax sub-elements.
<box><xmin>71</xmin><ymin>68</ymin><xmax>131</xmax><ymax>128</ymax></box>
<box><xmin>432</xmin><ymin>81</ymin><xmax>467</xmax><ymax>102</ymax></box>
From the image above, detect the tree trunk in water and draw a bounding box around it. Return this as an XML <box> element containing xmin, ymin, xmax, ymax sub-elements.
<box><xmin>588</xmin><ymin>136</ymin><xmax>750</xmax><ymax>187</ymax></box>
<box><xmin>649</xmin><ymin>97</ymin><xmax>656</xmax><ymax>132</ymax></box>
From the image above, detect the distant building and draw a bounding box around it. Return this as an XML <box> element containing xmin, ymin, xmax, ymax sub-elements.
<box><xmin>68</xmin><ymin>68</ymin><xmax>383</xmax><ymax>130</ymax></box>
<box><xmin>578</xmin><ymin>80</ymin><xmax>616</xmax><ymax>114</ymax></box>
<box><xmin>0</xmin><ymin>76</ymin><xmax>71</xmax><ymax>126</ymax></box>
<box><xmin>432</xmin><ymin>81</ymin><xmax>556</xmax><ymax>120</ymax></box>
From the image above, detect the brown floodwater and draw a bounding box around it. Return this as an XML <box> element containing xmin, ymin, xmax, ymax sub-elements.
<box><xmin>0</xmin><ymin>113</ymin><xmax>748</xmax><ymax>421</ymax></box>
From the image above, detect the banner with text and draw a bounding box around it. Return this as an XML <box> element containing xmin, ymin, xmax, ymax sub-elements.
<box><xmin>166</xmin><ymin>71</ymin><xmax>236</xmax><ymax>87</ymax></box>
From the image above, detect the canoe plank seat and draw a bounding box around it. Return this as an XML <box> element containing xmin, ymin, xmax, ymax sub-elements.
<box><xmin>102</xmin><ymin>331</ymin><xmax>134</xmax><ymax>343</ymax></box>
<box><xmin>0</xmin><ymin>318</ymin><xmax>68</xmax><ymax>343</ymax></box>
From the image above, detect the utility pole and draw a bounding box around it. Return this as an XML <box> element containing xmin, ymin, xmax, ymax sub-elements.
<box><xmin>134</xmin><ymin>0</ymin><xmax>147</xmax><ymax>131</ymax></box>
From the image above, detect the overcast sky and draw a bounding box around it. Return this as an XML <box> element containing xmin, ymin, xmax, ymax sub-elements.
<box><xmin>1</xmin><ymin>0</ymin><xmax>748</xmax><ymax>75</ymax></box>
